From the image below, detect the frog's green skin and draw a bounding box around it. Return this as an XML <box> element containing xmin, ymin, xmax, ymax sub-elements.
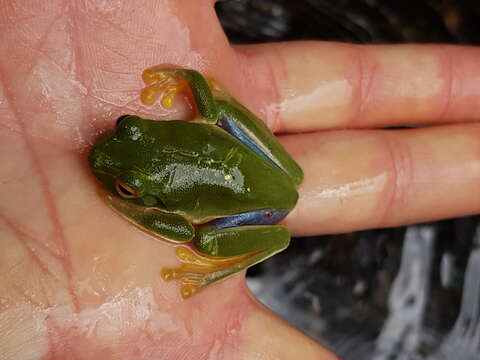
<box><xmin>89</xmin><ymin>68</ymin><xmax>303</xmax><ymax>298</ymax></box>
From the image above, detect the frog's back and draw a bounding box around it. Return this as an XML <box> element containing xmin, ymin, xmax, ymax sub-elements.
<box><xmin>138</xmin><ymin>120</ymin><xmax>298</xmax><ymax>221</ymax></box>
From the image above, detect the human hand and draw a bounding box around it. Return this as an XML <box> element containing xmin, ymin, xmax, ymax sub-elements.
<box><xmin>1</xmin><ymin>0</ymin><xmax>479</xmax><ymax>359</ymax></box>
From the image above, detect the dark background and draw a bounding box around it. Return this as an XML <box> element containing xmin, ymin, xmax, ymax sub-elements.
<box><xmin>216</xmin><ymin>1</ymin><xmax>480</xmax><ymax>359</ymax></box>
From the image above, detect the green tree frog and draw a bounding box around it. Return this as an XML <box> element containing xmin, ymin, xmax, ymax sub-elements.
<box><xmin>89</xmin><ymin>67</ymin><xmax>304</xmax><ymax>298</ymax></box>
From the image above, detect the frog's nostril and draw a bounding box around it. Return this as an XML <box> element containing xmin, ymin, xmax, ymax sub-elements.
<box><xmin>91</xmin><ymin>156</ymin><xmax>102</xmax><ymax>169</ymax></box>
<box><xmin>94</xmin><ymin>157</ymin><xmax>104</xmax><ymax>168</ymax></box>
<box><xmin>89</xmin><ymin>149</ymin><xmax>105</xmax><ymax>169</ymax></box>
<box><xmin>88</xmin><ymin>149</ymin><xmax>98</xmax><ymax>167</ymax></box>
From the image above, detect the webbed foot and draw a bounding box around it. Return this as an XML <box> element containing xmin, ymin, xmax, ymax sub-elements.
<box><xmin>161</xmin><ymin>224</ymin><xmax>290</xmax><ymax>299</ymax></box>
<box><xmin>140</xmin><ymin>66</ymin><xmax>188</xmax><ymax>108</ymax></box>
<box><xmin>160</xmin><ymin>246</ymin><xmax>251</xmax><ymax>299</ymax></box>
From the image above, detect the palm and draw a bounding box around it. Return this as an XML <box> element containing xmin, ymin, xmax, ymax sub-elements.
<box><xmin>0</xmin><ymin>1</ymin><xmax>297</xmax><ymax>358</ymax></box>
<box><xmin>3</xmin><ymin>0</ymin><xmax>480</xmax><ymax>359</ymax></box>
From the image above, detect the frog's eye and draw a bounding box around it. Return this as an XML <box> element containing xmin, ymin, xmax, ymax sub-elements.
<box><xmin>115</xmin><ymin>179</ymin><xmax>138</xmax><ymax>199</ymax></box>
<box><xmin>116</xmin><ymin>115</ymin><xmax>131</xmax><ymax>127</ymax></box>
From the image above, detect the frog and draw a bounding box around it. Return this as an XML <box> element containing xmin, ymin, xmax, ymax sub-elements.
<box><xmin>88</xmin><ymin>66</ymin><xmax>304</xmax><ymax>298</ymax></box>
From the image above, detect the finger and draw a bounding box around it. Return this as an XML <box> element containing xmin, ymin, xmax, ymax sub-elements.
<box><xmin>236</xmin><ymin>42</ymin><xmax>480</xmax><ymax>132</ymax></box>
<box><xmin>281</xmin><ymin>123</ymin><xmax>480</xmax><ymax>236</ymax></box>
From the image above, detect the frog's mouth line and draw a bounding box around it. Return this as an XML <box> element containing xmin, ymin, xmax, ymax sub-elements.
<box><xmin>96</xmin><ymin>187</ymin><xmax>167</xmax><ymax>233</ymax></box>
<box><xmin>95</xmin><ymin>185</ymin><xmax>160</xmax><ymax>213</ymax></box>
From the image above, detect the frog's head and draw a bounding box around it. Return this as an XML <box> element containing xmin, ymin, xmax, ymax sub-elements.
<box><xmin>88</xmin><ymin>115</ymin><xmax>162</xmax><ymax>208</ymax></box>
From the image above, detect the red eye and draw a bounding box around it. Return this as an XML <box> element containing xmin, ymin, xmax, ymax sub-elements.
<box><xmin>115</xmin><ymin>179</ymin><xmax>137</xmax><ymax>198</ymax></box>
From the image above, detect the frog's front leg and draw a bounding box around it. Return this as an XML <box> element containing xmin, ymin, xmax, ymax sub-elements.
<box><xmin>141</xmin><ymin>66</ymin><xmax>218</xmax><ymax>122</ymax></box>
<box><xmin>160</xmin><ymin>209</ymin><xmax>290</xmax><ymax>298</ymax></box>
<box><xmin>105</xmin><ymin>193</ymin><xmax>194</xmax><ymax>242</ymax></box>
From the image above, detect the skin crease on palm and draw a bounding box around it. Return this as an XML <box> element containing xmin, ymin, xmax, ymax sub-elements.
<box><xmin>1</xmin><ymin>0</ymin><xmax>480</xmax><ymax>359</ymax></box>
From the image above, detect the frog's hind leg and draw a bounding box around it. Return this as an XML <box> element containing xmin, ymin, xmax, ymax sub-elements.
<box><xmin>216</xmin><ymin>101</ymin><xmax>304</xmax><ymax>185</ymax></box>
<box><xmin>160</xmin><ymin>209</ymin><xmax>291</xmax><ymax>298</ymax></box>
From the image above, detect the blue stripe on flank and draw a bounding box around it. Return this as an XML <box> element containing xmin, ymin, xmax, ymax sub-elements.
<box><xmin>218</xmin><ymin>118</ymin><xmax>281</xmax><ymax>171</ymax></box>
<box><xmin>208</xmin><ymin>209</ymin><xmax>289</xmax><ymax>230</ymax></box>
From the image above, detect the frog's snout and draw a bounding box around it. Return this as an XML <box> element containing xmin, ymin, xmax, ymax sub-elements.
<box><xmin>88</xmin><ymin>147</ymin><xmax>106</xmax><ymax>170</ymax></box>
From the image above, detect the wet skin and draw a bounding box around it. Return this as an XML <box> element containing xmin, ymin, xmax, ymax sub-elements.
<box><xmin>89</xmin><ymin>67</ymin><xmax>303</xmax><ymax>298</ymax></box>
<box><xmin>4</xmin><ymin>1</ymin><xmax>480</xmax><ymax>359</ymax></box>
